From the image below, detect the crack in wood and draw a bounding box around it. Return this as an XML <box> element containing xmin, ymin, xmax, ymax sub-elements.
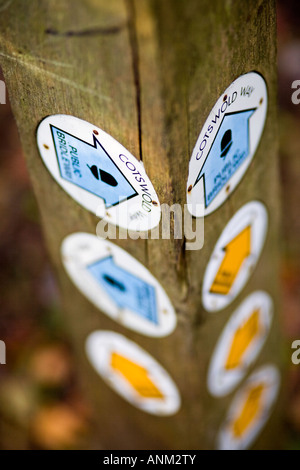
<box><xmin>45</xmin><ymin>23</ymin><xmax>126</xmax><ymax>37</ymax></box>
<box><xmin>125</xmin><ymin>0</ymin><xmax>143</xmax><ymax>162</ymax></box>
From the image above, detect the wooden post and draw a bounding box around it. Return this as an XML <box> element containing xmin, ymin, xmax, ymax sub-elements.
<box><xmin>0</xmin><ymin>0</ymin><xmax>284</xmax><ymax>449</ymax></box>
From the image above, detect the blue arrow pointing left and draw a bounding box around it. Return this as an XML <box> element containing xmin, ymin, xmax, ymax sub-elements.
<box><xmin>194</xmin><ymin>109</ymin><xmax>256</xmax><ymax>207</ymax></box>
<box><xmin>87</xmin><ymin>256</ymin><xmax>158</xmax><ymax>324</ymax></box>
<box><xmin>50</xmin><ymin>125</ymin><xmax>138</xmax><ymax>208</ymax></box>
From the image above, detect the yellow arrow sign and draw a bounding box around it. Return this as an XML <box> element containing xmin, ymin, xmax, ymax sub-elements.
<box><xmin>110</xmin><ymin>352</ymin><xmax>164</xmax><ymax>399</ymax></box>
<box><xmin>232</xmin><ymin>383</ymin><xmax>265</xmax><ymax>438</ymax></box>
<box><xmin>225</xmin><ymin>309</ymin><xmax>260</xmax><ymax>370</ymax></box>
<box><xmin>210</xmin><ymin>225</ymin><xmax>251</xmax><ymax>296</ymax></box>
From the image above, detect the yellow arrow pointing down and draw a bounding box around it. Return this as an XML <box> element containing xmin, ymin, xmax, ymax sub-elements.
<box><xmin>210</xmin><ymin>225</ymin><xmax>251</xmax><ymax>296</ymax></box>
<box><xmin>225</xmin><ymin>309</ymin><xmax>261</xmax><ymax>370</ymax></box>
<box><xmin>232</xmin><ymin>383</ymin><xmax>265</xmax><ymax>438</ymax></box>
<box><xmin>110</xmin><ymin>352</ymin><xmax>164</xmax><ymax>399</ymax></box>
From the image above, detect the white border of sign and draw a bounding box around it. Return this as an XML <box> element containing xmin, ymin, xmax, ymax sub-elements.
<box><xmin>61</xmin><ymin>232</ymin><xmax>177</xmax><ymax>337</ymax></box>
<box><xmin>37</xmin><ymin>114</ymin><xmax>161</xmax><ymax>231</ymax></box>
<box><xmin>187</xmin><ymin>71</ymin><xmax>268</xmax><ymax>217</ymax></box>
<box><xmin>202</xmin><ymin>201</ymin><xmax>268</xmax><ymax>312</ymax></box>
<box><xmin>207</xmin><ymin>291</ymin><xmax>273</xmax><ymax>397</ymax></box>
<box><xmin>217</xmin><ymin>364</ymin><xmax>280</xmax><ymax>450</ymax></box>
<box><xmin>85</xmin><ymin>330</ymin><xmax>181</xmax><ymax>416</ymax></box>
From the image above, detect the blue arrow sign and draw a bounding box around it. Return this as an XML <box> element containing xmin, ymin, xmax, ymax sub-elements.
<box><xmin>87</xmin><ymin>256</ymin><xmax>158</xmax><ymax>324</ymax></box>
<box><xmin>194</xmin><ymin>109</ymin><xmax>256</xmax><ymax>207</ymax></box>
<box><xmin>50</xmin><ymin>125</ymin><xmax>138</xmax><ymax>208</ymax></box>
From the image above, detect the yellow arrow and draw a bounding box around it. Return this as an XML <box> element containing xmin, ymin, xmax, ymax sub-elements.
<box><xmin>232</xmin><ymin>383</ymin><xmax>265</xmax><ymax>438</ymax></box>
<box><xmin>225</xmin><ymin>309</ymin><xmax>260</xmax><ymax>370</ymax></box>
<box><xmin>110</xmin><ymin>352</ymin><xmax>164</xmax><ymax>399</ymax></box>
<box><xmin>210</xmin><ymin>225</ymin><xmax>251</xmax><ymax>296</ymax></box>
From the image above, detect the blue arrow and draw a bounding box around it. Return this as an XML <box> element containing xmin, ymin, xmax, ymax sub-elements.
<box><xmin>87</xmin><ymin>256</ymin><xmax>158</xmax><ymax>324</ymax></box>
<box><xmin>194</xmin><ymin>109</ymin><xmax>256</xmax><ymax>207</ymax></box>
<box><xmin>50</xmin><ymin>125</ymin><xmax>138</xmax><ymax>208</ymax></box>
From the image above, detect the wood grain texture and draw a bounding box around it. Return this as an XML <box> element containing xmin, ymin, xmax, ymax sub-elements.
<box><xmin>0</xmin><ymin>0</ymin><xmax>284</xmax><ymax>449</ymax></box>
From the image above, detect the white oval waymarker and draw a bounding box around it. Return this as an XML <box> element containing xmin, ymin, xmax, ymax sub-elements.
<box><xmin>61</xmin><ymin>233</ymin><xmax>176</xmax><ymax>337</ymax></box>
<box><xmin>37</xmin><ymin>114</ymin><xmax>161</xmax><ymax>231</ymax></box>
<box><xmin>85</xmin><ymin>331</ymin><xmax>181</xmax><ymax>416</ymax></box>
<box><xmin>202</xmin><ymin>201</ymin><xmax>268</xmax><ymax>312</ymax></box>
<box><xmin>187</xmin><ymin>72</ymin><xmax>267</xmax><ymax>217</ymax></box>
<box><xmin>217</xmin><ymin>364</ymin><xmax>280</xmax><ymax>450</ymax></box>
<box><xmin>207</xmin><ymin>291</ymin><xmax>273</xmax><ymax>397</ymax></box>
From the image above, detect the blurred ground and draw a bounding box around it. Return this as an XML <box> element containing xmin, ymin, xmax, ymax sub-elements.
<box><xmin>0</xmin><ymin>0</ymin><xmax>300</xmax><ymax>450</ymax></box>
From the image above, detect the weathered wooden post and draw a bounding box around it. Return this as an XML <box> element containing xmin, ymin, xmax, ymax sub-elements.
<box><xmin>0</xmin><ymin>0</ymin><xmax>284</xmax><ymax>449</ymax></box>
